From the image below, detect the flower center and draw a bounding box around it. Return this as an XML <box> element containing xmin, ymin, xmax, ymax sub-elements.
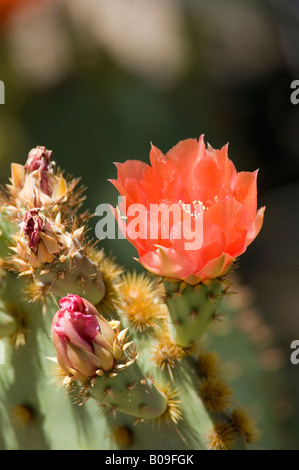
<box><xmin>178</xmin><ymin>199</ymin><xmax>205</xmax><ymax>219</ymax></box>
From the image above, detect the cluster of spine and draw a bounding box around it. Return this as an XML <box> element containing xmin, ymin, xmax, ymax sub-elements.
<box><xmin>196</xmin><ymin>349</ymin><xmax>258</xmax><ymax>449</ymax></box>
<box><xmin>0</xmin><ymin>146</ymin><xmax>257</xmax><ymax>450</ymax></box>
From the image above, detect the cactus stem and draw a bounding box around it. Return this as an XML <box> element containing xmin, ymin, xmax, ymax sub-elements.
<box><xmin>164</xmin><ymin>279</ymin><xmax>223</xmax><ymax>347</ymax></box>
<box><xmin>87</xmin><ymin>362</ymin><xmax>169</xmax><ymax>420</ymax></box>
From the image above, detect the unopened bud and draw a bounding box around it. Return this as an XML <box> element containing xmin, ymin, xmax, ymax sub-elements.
<box><xmin>25</xmin><ymin>146</ymin><xmax>52</xmax><ymax>173</ymax></box>
<box><xmin>17</xmin><ymin>209</ymin><xmax>60</xmax><ymax>267</ymax></box>
<box><xmin>51</xmin><ymin>294</ymin><xmax>127</xmax><ymax>382</ymax></box>
<box><xmin>10</xmin><ymin>146</ymin><xmax>67</xmax><ymax>209</ymax></box>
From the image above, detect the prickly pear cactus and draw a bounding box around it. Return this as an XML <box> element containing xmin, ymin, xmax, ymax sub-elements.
<box><xmin>0</xmin><ymin>141</ymin><xmax>264</xmax><ymax>450</ymax></box>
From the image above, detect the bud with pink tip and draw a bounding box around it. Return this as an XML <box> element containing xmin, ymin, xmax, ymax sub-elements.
<box><xmin>10</xmin><ymin>146</ymin><xmax>67</xmax><ymax>209</ymax></box>
<box><xmin>16</xmin><ymin>209</ymin><xmax>60</xmax><ymax>267</ymax></box>
<box><xmin>51</xmin><ymin>294</ymin><xmax>127</xmax><ymax>382</ymax></box>
<box><xmin>24</xmin><ymin>146</ymin><xmax>52</xmax><ymax>195</ymax></box>
<box><xmin>25</xmin><ymin>146</ymin><xmax>52</xmax><ymax>173</ymax></box>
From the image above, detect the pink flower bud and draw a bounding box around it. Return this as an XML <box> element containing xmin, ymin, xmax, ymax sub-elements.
<box><xmin>21</xmin><ymin>209</ymin><xmax>46</xmax><ymax>253</ymax></box>
<box><xmin>25</xmin><ymin>146</ymin><xmax>52</xmax><ymax>196</ymax></box>
<box><xmin>10</xmin><ymin>146</ymin><xmax>68</xmax><ymax>209</ymax></box>
<box><xmin>51</xmin><ymin>294</ymin><xmax>123</xmax><ymax>382</ymax></box>
<box><xmin>25</xmin><ymin>146</ymin><xmax>52</xmax><ymax>195</ymax></box>
<box><xmin>25</xmin><ymin>146</ymin><xmax>51</xmax><ymax>172</ymax></box>
<box><xmin>17</xmin><ymin>209</ymin><xmax>60</xmax><ymax>266</ymax></box>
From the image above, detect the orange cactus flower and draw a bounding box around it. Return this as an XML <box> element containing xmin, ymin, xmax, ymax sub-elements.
<box><xmin>110</xmin><ymin>136</ymin><xmax>265</xmax><ymax>284</ymax></box>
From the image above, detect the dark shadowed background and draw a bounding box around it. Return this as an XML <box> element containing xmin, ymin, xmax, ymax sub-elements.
<box><xmin>0</xmin><ymin>0</ymin><xmax>299</xmax><ymax>449</ymax></box>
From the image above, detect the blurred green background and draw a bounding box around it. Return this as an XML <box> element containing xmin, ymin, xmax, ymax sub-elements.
<box><xmin>0</xmin><ymin>0</ymin><xmax>299</xmax><ymax>449</ymax></box>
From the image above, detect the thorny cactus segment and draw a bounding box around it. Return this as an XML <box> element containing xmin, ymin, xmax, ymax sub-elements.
<box><xmin>51</xmin><ymin>294</ymin><xmax>131</xmax><ymax>382</ymax></box>
<box><xmin>88</xmin><ymin>361</ymin><xmax>169</xmax><ymax>420</ymax></box>
<box><xmin>164</xmin><ymin>280</ymin><xmax>223</xmax><ymax>347</ymax></box>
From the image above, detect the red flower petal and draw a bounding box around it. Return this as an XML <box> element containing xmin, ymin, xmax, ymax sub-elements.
<box><xmin>245</xmin><ymin>206</ymin><xmax>265</xmax><ymax>247</ymax></box>
<box><xmin>234</xmin><ymin>170</ymin><xmax>258</xmax><ymax>225</ymax></box>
